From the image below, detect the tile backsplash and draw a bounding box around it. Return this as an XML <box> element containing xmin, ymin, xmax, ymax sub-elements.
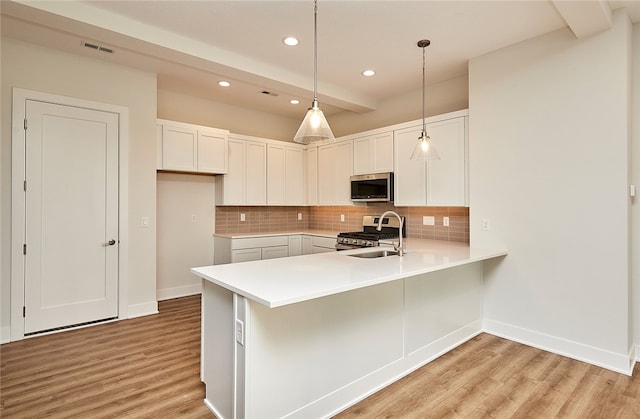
<box><xmin>216</xmin><ymin>204</ymin><xmax>469</xmax><ymax>243</ymax></box>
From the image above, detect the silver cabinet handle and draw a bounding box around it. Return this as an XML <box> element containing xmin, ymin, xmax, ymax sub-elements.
<box><xmin>103</xmin><ymin>239</ymin><xmax>116</xmax><ymax>247</ymax></box>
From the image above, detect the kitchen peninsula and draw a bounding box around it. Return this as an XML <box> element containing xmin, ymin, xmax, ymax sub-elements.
<box><xmin>191</xmin><ymin>239</ymin><xmax>507</xmax><ymax>418</ymax></box>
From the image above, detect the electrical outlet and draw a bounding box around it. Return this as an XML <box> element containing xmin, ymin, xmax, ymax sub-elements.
<box><xmin>422</xmin><ymin>216</ymin><xmax>435</xmax><ymax>226</ymax></box>
<box><xmin>191</xmin><ymin>214</ymin><xmax>197</xmax><ymax>223</ymax></box>
<box><xmin>298</xmin><ymin>212</ymin><xmax>303</xmax><ymax>221</ymax></box>
<box><xmin>482</xmin><ymin>219</ymin><xmax>491</xmax><ymax>231</ymax></box>
<box><xmin>235</xmin><ymin>319</ymin><xmax>244</xmax><ymax>346</ymax></box>
<box><xmin>240</xmin><ymin>213</ymin><xmax>246</xmax><ymax>222</ymax></box>
<box><xmin>340</xmin><ymin>214</ymin><xmax>345</xmax><ymax>222</ymax></box>
<box><xmin>443</xmin><ymin>216</ymin><xmax>449</xmax><ymax>227</ymax></box>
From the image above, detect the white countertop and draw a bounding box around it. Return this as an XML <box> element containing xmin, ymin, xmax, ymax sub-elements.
<box><xmin>192</xmin><ymin>238</ymin><xmax>507</xmax><ymax>308</ymax></box>
<box><xmin>213</xmin><ymin>229</ymin><xmax>339</xmax><ymax>239</ymax></box>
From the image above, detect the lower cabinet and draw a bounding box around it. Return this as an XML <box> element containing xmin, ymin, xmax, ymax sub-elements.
<box><xmin>304</xmin><ymin>235</ymin><xmax>336</xmax><ymax>254</ymax></box>
<box><xmin>215</xmin><ymin>234</ymin><xmax>335</xmax><ymax>264</ymax></box>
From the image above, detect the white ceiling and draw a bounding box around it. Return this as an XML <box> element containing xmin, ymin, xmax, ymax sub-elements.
<box><xmin>2</xmin><ymin>0</ymin><xmax>639</xmax><ymax>119</ymax></box>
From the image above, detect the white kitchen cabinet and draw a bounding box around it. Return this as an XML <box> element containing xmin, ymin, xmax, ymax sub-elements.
<box><xmin>353</xmin><ymin>132</ymin><xmax>393</xmax><ymax>175</ymax></box>
<box><xmin>317</xmin><ymin>140</ymin><xmax>353</xmax><ymax>206</ymax></box>
<box><xmin>306</xmin><ymin>147</ymin><xmax>318</xmax><ymax>205</ymax></box>
<box><xmin>157</xmin><ymin>119</ymin><xmax>228</xmax><ymax>174</ymax></box>
<box><xmin>308</xmin><ymin>235</ymin><xmax>336</xmax><ymax>253</ymax></box>
<box><xmin>231</xmin><ymin>248</ymin><xmax>262</xmax><ymax>263</ymax></box>
<box><xmin>261</xmin><ymin>245</ymin><xmax>289</xmax><ymax>260</ymax></box>
<box><xmin>216</xmin><ymin>235</ymin><xmax>290</xmax><ymax>264</ymax></box>
<box><xmin>216</xmin><ymin>136</ymin><xmax>267</xmax><ymax>205</ymax></box>
<box><xmin>394</xmin><ymin>115</ymin><xmax>467</xmax><ymax>206</ymax></box>
<box><xmin>302</xmin><ymin>235</ymin><xmax>313</xmax><ymax>255</ymax></box>
<box><xmin>288</xmin><ymin>235</ymin><xmax>302</xmax><ymax>256</ymax></box>
<box><xmin>267</xmin><ymin>144</ymin><xmax>305</xmax><ymax>205</ymax></box>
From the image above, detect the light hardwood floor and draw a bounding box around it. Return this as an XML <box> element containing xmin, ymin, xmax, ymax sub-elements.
<box><xmin>2</xmin><ymin>296</ymin><xmax>638</xmax><ymax>418</ymax></box>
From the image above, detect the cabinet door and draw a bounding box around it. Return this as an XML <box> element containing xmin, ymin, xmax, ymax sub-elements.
<box><xmin>197</xmin><ymin>130</ymin><xmax>228</xmax><ymax>174</ymax></box>
<box><xmin>222</xmin><ymin>138</ymin><xmax>247</xmax><ymax>205</ymax></box>
<box><xmin>372</xmin><ymin>132</ymin><xmax>394</xmax><ymax>173</ymax></box>
<box><xmin>162</xmin><ymin>125</ymin><xmax>198</xmax><ymax>172</ymax></box>
<box><xmin>231</xmin><ymin>248</ymin><xmax>261</xmax><ymax>263</ymax></box>
<box><xmin>333</xmin><ymin>141</ymin><xmax>353</xmax><ymax>205</ymax></box>
<box><xmin>426</xmin><ymin>117</ymin><xmax>467</xmax><ymax>206</ymax></box>
<box><xmin>302</xmin><ymin>235</ymin><xmax>313</xmax><ymax>255</ymax></box>
<box><xmin>267</xmin><ymin>144</ymin><xmax>286</xmax><ymax>205</ymax></box>
<box><xmin>394</xmin><ymin>126</ymin><xmax>426</xmax><ymax>206</ymax></box>
<box><xmin>306</xmin><ymin>148</ymin><xmax>318</xmax><ymax>205</ymax></box>
<box><xmin>317</xmin><ymin>144</ymin><xmax>334</xmax><ymax>205</ymax></box>
<box><xmin>288</xmin><ymin>235</ymin><xmax>302</xmax><ymax>256</ymax></box>
<box><xmin>285</xmin><ymin>147</ymin><xmax>305</xmax><ymax>205</ymax></box>
<box><xmin>246</xmin><ymin>141</ymin><xmax>267</xmax><ymax>205</ymax></box>
<box><xmin>261</xmin><ymin>245</ymin><xmax>289</xmax><ymax>260</ymax></box>
<box><xmin>353</xmin><ymin>137</ymin><xmax>373</xmax><ymax>175</ymax></box>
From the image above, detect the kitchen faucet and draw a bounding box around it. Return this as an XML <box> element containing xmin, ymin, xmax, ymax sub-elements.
<box><xmin>377</xmin><ymin>211</ymin><xmax>404</xmax><ymax>256</ymax></box>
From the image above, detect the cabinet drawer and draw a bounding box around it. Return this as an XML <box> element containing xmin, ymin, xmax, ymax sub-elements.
<box><xmin>231</xmin><ymin>248</ymin><xmax>262</xmax><ymax>263</ymax></box>
<box><xmin>311</xmin><ymin>236</ymin><xmax>336</xmax><ymax>249</ymax></box>
<box><xmin>231</xmin><ymin>236</ymin><xmax>289</xmax><ymax>250</ymax></box>
<box><xmin>261</xmin><ymin>245</ymin><xmax>289</xmax><ymax>260</ymax></box>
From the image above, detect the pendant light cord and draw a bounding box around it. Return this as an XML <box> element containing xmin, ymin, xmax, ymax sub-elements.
<box><xmin>313</xmin><ymin>0</ymin><xmax>318</xmax><ymax>104</ymax></box>
<box><xmin>422</xmin><ymin>43</ymin><xmax>426</xmax><ymax>134</ymax></box>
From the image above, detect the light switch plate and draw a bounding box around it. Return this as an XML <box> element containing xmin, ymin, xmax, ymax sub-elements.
<box><xmin>443</xmin><ymin>216</ymin><xmax>449</xmax><ymax>227</ymax></box>
<box><xmin>240</xmin><ymin>213</ymin><xmax>246</xmax><ymax>222</ymax></box>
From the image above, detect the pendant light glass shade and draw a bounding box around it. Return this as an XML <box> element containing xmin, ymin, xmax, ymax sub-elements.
<box><xmin>411</xmin><ymin>131</ymin><xmax>440</xmax><ymax>160</ymax></box>
<box><xmin>294</xmin><ymin>0</ymin><xmax>335</xmax><ymax>145</ymax></box>
<box><xmin>294</xmin><ymin>100</ymin><xmax>334</xmax><ymax>144</ymax></box>
<box><xmin>410</xmin><ymin>39</ymin><xmax>439</xmax><ymax>161</ymax></box>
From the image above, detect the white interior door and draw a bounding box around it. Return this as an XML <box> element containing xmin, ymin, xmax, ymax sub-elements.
<box><xmin>24</xmin><ymin>100</ymin><xmax>119</xmax><ymax>334</ymax></box>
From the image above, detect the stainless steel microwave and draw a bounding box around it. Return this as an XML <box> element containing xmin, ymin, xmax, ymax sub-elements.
<box><xmin>350</xmin><ymin>172</ymin><xmax>394</xmax><ymax>202</ymax></box>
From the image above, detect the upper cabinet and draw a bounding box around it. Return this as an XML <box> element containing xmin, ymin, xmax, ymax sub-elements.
<box><xmin>267</xmin><ymin>144</ymin><xmax>306</xmax><ymax>206</ymax></box>
<box><xmin>306</xmin><ymin>147</ymin><xmax>318</xmax><ymax>205</ymax></box>
<box><xmin>317</xmin><ymin>140</ymin><xmax>353</xmax><ymax>206</ymax></box>
<box><xmin>216</xmin><ymin>135</ymin><xmax>266</xmax><ymax>205</ymax></box>
<box><xmin>157</xmin><ymin>119</ymin><xmax>228</xmax><ymax>174</ymax></box>
<box><xmin>353</xmin><ymin>132</ymin><xmax>394</xmax><ymax>175</ymax></box>
<box><xmin>394</xmin><ymin>113</ymin><xmax>468</xmax><ymax>207</ymax></box>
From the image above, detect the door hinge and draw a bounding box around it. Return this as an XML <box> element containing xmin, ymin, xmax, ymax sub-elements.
<box><xmin>23</xmin><ymin>180</ymin><xmax>27</xmax><ymax>192</ymax></box>
<box><xmin>23</xmin><ymin>306</ymin><xmax>26</xmax><ymax>318</ymax></box>
<box><xmin>24</xmin><ymin>118</ymin><xmax>27</xmax><ymax>131</ymax></box>
<box><xmin>23</xmin><ymin>244</ymin><xmax>26</xmax><ymax>255</ymax></box>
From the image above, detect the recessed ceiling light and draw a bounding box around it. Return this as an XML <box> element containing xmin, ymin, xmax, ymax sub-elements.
<box><xmin>218</xmin><ymin>81</ymin><xmax>231</xmax><ymax>87</ymax></box>
<box><xmin>283</xmin><ymin>37</ymin><xmax>299</xmax><ymax>46</ymax></box>
<box><xmin>290</xmin><ymin>99</ymin><xmax>300</xmax><ymax>105</ymax></box>
<box><xmin>362</xmin><ymin>70</ymin><xmax>376</xmax><ymax>77</ymax></box>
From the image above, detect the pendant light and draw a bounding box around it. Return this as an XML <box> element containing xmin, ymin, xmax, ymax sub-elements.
<box><xmin>293</xmin><ymin>0</ymin><xmax>335</xmax><ymax>145</ymax></box>
<box><xmin>410</xmin><ymin>39</ymin><xmax>440</xmax><ymax>161</ymax></box>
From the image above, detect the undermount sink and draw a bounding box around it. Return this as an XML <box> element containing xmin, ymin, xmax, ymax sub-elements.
<box><xmin>347</xmin><ymin>249</ymin><xmax>399</xmax><ymax>258</ymax></box>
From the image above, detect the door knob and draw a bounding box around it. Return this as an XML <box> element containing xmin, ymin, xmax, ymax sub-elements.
<box><xmin>103</xmin><ymin>239</ymin><xmax>116</xmax><ymax>247</ymax></box>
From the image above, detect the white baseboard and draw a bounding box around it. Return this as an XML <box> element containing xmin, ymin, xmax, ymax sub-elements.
<box><xmin>127</xmin><ymin>301</ymin><xmax>159</xmax><ymax>319</ymax></box>
<box><xmin>483</xmin><ymin>318</ymin><xmax>634</xmax><ymax>376</ymax></box>
<box><xmin>157</xmin><ymin>283</ymin><xmax>202</xmax><ymax>301</ymax></box>
<box><xmin>1</xmin><ymin>326</ymin><xmax>11</xmax><ymax>344</ymax></box>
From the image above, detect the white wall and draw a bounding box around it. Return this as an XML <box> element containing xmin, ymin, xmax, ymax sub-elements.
<box><xmin>156</xmin><ymin>173</ymin><xmax>215</xmax><ymax>300</ymax></box>
<box><xmin>158</xmin><ymin>89</ymin><xmax>301</xmax><ymax>143</ymax></box>
<box><xmin>632</xmin><ymin>23</ymin><xmax>640</xmax><ymax>354</ymax></box>
<box><xmin>469</xmin><ymin>10</ymin><xmax>634</xmax><ymax>373</ymax></box>
<box><xmin>1</xmin><ymin>37</ymin><xmax>158</xmax><ymax>340</ymax></box>
<box><xmin>329</xmin><ymin>75</ymin><xmax>469</xmax><ymax>137</ymax></box>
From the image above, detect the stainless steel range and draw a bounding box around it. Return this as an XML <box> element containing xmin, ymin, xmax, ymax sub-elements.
<box><xmin>336</xmin><ymin>215</ymin><xmax>406</xmax><ymax>250</ymax></box>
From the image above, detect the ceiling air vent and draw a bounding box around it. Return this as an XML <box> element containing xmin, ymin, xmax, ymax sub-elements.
<box><xmin>82</xmin><ymin>41</ymin><xmax>114</xmax><ymax>54</ymax></box>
